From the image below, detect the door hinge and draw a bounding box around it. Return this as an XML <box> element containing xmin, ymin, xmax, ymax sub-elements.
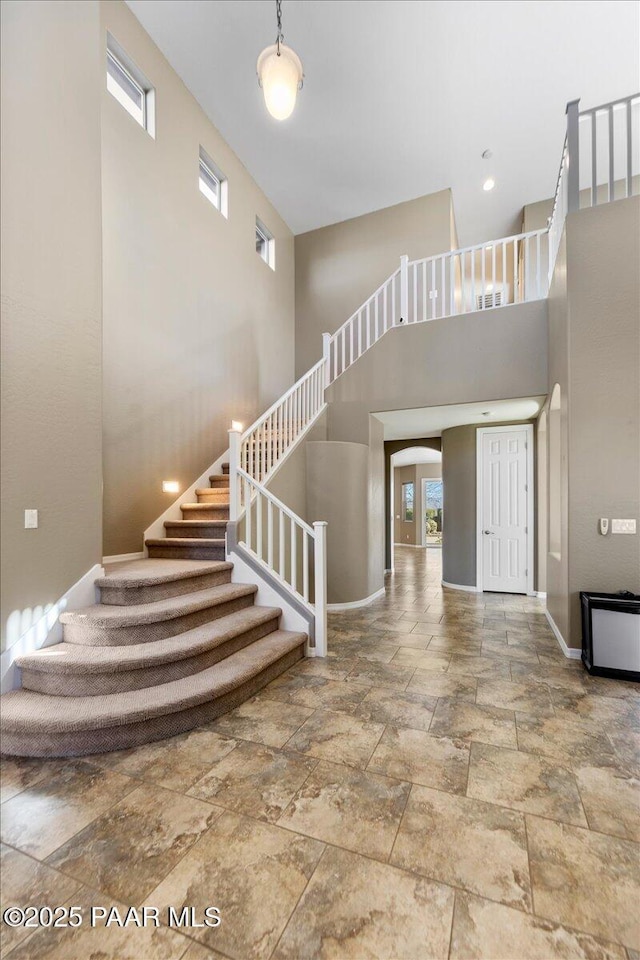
<box><xmin>525</xmin><ymin>569</ymin><xmax>528</xmax><ymax>576</ymax></box>
<box><xmin>524</xmin><ymin>483</ymin><xmax>528</xmax><ymax>491</ymax></box>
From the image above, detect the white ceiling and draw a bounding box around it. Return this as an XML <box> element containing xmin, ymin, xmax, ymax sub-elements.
<box><xmin>127</xmin><ymin>1</ymin><xmax>639</xmax><ymax>245</ymax></box>
<box><xmin>375</xmin><ymin>396</ymin><xmax>546</xmax><ymax>440</ymax></box>
<box><xmin>392</xmin><ymin>447</ymin><xmax>442</xmax><ymax>467</ymax></box>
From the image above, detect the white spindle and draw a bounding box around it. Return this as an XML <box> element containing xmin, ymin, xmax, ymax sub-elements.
<box><xmin>591</xmin><ymin>111</ymin><xmax>597</xmax><ymax>206</ymax></box>
<box><xmin>303</xmin><ymin>530</ymin><xmax>309</xmax><ymax>601</ymax></box>
<box><xmin>313</xmin><ymin>521</ymin><xmax>328</xmax><ymax>657</ymax></box>
<box><xmin>422</xmin><ymin>261</ymin><xmax>427</xmax><ymax>321</ymax></box>
<box><xmin>608</xmin><ymin>106</ymin><xmax>614</xmax><ymax>202</ymax></box>
<box><xmin>481</xmin><ymin>251</ymin><xmax>486</xmax><ymax>309</ymax></box>
<box><xmin>290</xmin><ymin>522</ymin><xmax>297</xmax><ymax>591</ymax></box>
<box><xmin>502</xmin><ymin>243</ymin><xmax>507</xmax><ymax>303</ymax></box>
<box><xmin>256</xmin><ymin>490</ymin><xmax>263</xmax><ymax>559</ymax></box>
<box><xmin>626</xmin><ymin>99</ymin><xmax>633</xmax><ymax>197</ymax></box>
<box><xmin>513</xmin><ymin>239</ymin><xmax>518</xmax><ymax>302</ymax></box>
<box><xmin>245</xmin><ymin>477</ymin><xmax>252</xmax><ymax>548</ymax></box>
<box><xmin>449</xmin><ymin>255</ymin><xmax>455</xmax><ymax>317</ymax></box>
<box><xmin>536</xmin><ymin>232</ymin><xmax>541</xmax><ymax>299</ymax></box>
<box><xmin>375</xmin><ymin>294</ymin><xmax>379</xmax><ymax>341</ymax></box>
<box><xmin>267</xmin><ymin>500</ymin><xmax>273</xmax><ymax>567</ymax></box>
<box><xmin>279</xmin><ymin>508</ymin><xmax>285</xmax><ymax>577</ymax></box>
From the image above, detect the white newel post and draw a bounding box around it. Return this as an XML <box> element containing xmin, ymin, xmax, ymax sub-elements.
<box><xmin>322</xmin><ymin>332</ymin><xmax>331</xmax><ymax>388</ymax></box>
<box><xmin>400</xmin><ymin>254</ymin><xmax>409</xmax><ymax>323</ymax></box>
<box><xmin>313</xmin><ymin>520</ymin><xmax>328</xmax><ymax>657</ymax></box>
<box><xmin>228</xmin><ymin>426</ymin><xmax>241</xmax><ymax>521</ymax></box>
<box><xmin>566</xmin><ymin>98</ymin><xmax>580</xmax><ymax>214</ymax></box>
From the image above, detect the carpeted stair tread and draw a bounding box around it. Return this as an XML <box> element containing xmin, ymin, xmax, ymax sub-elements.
<box><xmin>60</xmin><ymin>582</ymin><xmax>257</xmax><ymax>630</ymax></box>
<box><xmin>1</xmin><ymin>631</ymin><xmax>305</xmax><ymax>733</ymax></box>
<box><xmin>146</xmin><ymin>537</ymin><xmax>226</xmax><ymax>548</ymax></box>
<box><xmin>16</xmin><ymin>606</ymin><xmax>281</xmax><ymax>675</ymax></box>
<box><xmin>164</xmin><ymin>520</ymin><xmax>227</xmax><ymax>529</ymax></box>
<box><xmin>97</xmin><ymin>559</ymin><xmax>231</xmax><ymax>589</ymax></box>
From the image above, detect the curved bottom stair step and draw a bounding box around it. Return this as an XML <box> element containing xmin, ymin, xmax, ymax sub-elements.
<box><xmin>1</xmin><ymin>631</ymin><xmax>305</xmax><ymax>757</ymax></box>
<box><xmin>17</xmin><ymin>606</ymin><xmax>282</xmax><ymax>695</ymax></box>
<box><xmin>97</xmin><ymin>559</ymin><xmax>233</xmax><ymax>606</ymax></box>
<box><xmin>146</xmin><ymin>538</ymin><xmax>226</xmax><ymax>561</ymax></box>
<box><xmin>60</xmin><ymin>582</ymin><xmax>258</xmax><ymax>646</ymax></box>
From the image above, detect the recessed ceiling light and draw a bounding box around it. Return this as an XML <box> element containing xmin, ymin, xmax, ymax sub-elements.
<box><xmin>482</xmin><ymin>149</ymin><xmax>493</xmax><ymax>160</ymax></box>
<box><xmin>483</xmin><ymin>178</ymin><xmax>496</xmax><ymax>192</ymax></box>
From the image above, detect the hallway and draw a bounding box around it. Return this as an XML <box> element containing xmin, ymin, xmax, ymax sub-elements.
<box><xmin>1</xmin><ymin>547</ymin><xmax>638</xmax><ymax>959</ymax></box>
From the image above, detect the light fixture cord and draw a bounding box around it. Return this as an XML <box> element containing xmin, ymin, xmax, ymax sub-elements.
<box><xmin>276</xmin><ymin>0</ymin><xmax>284</xmax><ymax>55</ymax></box>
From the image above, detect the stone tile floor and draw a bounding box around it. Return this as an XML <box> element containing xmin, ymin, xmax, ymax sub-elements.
<box><xmin>1</xmin><ymin>547</ymin><xmax>639</xmax><ymax>959</ymax></box>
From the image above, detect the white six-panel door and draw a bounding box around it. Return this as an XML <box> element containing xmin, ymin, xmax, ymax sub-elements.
<box><xmin>478</xmin><ymin>427</ymin><xmax>531</xmax><ymax>594</ymax></box>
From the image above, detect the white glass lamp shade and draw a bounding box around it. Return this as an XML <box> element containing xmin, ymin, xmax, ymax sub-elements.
<box><xmin>257</xmin><ymin>43</ymin><xmax>303</xmax><ymax>121</ymax></box>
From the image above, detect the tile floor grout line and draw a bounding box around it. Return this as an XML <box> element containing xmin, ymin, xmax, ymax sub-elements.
<box><xmin>265</xmin><ymin>842</ymin><xmax>330</xmax><ymax>960</ymax></box>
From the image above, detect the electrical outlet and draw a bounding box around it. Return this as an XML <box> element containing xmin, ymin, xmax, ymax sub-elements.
<box><xmin>611</xmin><ymin>519</ymin><xmax>636</xmax><ymax>534</ymax></box>
<box><xmin>599</xmin><ymin>518</ymin><xmax>609</xmax><ymax>535</ymax></box>
<box><xmin>24</xmin><ymin>509</ymin><xmax>38</xmax><ymax>529</ymax></box>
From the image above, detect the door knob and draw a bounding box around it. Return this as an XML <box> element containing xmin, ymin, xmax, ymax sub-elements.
<box><xmin>483</xmin><ymin>529</ymin><xmax>492</xmax><ymax>535</ymax></box>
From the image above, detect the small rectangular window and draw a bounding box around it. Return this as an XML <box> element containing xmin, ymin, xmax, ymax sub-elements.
<box><xmin>199</xmin><ymin>148</ymin><xmax>228</xmax><ymax>217</ymax></box>
<box><xmin>402</xmin><ymin>482</ymin><xmax>415</xmax><ymax>522</ymax></box>
<box><xmin>106</xmin><ymin>35</ymin><xmax>155</xmax><ymax>137</ymax></box>
<box><xmin>256</xmin><ymin>218</ymin><xmax>275</xmax><ymax>269</ymax></box>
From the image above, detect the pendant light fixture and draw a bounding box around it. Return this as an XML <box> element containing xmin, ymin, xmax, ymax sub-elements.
<box><xmin>257</xmin><ymin>0</ymin><xmax>303</xmax><ymax>121</ymax></box>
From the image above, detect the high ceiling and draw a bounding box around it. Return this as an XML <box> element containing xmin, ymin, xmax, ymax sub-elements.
<box><xmin>127</xmin><ymin>0</ymin><xmax>639</xmax><ymax>244</ymax></box>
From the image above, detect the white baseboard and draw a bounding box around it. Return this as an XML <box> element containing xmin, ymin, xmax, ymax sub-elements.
<box><xmin>102</xmin><ymin>552</ymin><xmax>146</xmax><ymax>564</ymax></box>
<box><xmin>1</xmin><ymin>562</ymin><xmax>104</xmax><ymax>693</ymax></box>
<box><xmin>394</xmin><ymin>542</ymin><xmax>424</xmax><ymax>549</ymax></box>
<box><xmin>327</xmin><ymin>587</ymin><xmax>386</xmax><ymax>611</ymax></box>
<box><xmin>535</xmin><ymin>591</ymin><xmax>547</xmax><ymax>599</ymax></box>
<box><xmin>441</xmin><ymin>580</ymin><xmax>480</xmax><ymax>593</ymax></box>
<box><xmin>545</xmin><ymin>609</ymin><xmax>581</xmax><ymax>659</ymax></box>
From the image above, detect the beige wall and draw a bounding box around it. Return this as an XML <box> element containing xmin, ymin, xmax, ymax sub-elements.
<box><xmin>325</xmin><ymin>300</ymin><xmax>548</xmax><ymax>446</ymax></box>
<box><xmin>545</xmin><ymin>232</ymin><xmax>570</xmax><ymax>640</ymax></box>
<box><xmin>544</xmin><ymin>198</ymin><xmax>640</xmax><ymax>648</ymax></box>
<box><xmin>565</xmin><ymin>199</ymin><xmax>640</xmax><ymax>644</ymax></box>
<box><xmin>1</xmin><ymin>0</ymin><xmax>103</xmax><ymax>651</ymax></box>
<box><xmin>101</xmin><ymin>0</ymin><xmax>296</xmax><ymax>555</ymax></box>
<box><xmin>306</xmin><ymin>442</ymin><xmax>371</xmax><ymax>604</ymax></box>
<box><xmin>294</xmin><ymin>190</ymin><xmax>455</xmax><ymax>376</ymax></box>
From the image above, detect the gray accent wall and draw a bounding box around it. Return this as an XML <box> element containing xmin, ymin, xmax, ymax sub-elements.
<box><xmin>1</xmin><ymin>0</ymin><xmax>104</xmax><ymax>651</ymax></box>
<box><xmin>101</xmin><ymin>0</ymin><xmax>296</xmax><ymax>555</ymax></box>
<box><xmin>441</xmin><ymin>426</ymin><xmax>478</xmax><ymax>588</ymax></box>
<box><xmin>441</xmin><ymin>420</ymin><xmax>539</xmax><ymax>591</ymax></box>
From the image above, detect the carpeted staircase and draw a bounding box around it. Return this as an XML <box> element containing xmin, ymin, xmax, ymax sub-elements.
<box><xmin>144</xmin><ymin>463</ymin><xmax>231</xmax><ymax>560</ymax></box>
<box><xmin>1</xmin><ymin>467</ymin><xmax>306</xmax><ymax>757</ymax></box>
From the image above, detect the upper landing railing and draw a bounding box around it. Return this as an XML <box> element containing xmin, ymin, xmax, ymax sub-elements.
<box><xmin>323</xmin><ymin>227</ymin><xmax>548</xmax><ymax>383</ymax></box>
<box><xmin>548</xmin><ymin>93</ymin><xmax>639</xmax><ymax>280</ymax></box>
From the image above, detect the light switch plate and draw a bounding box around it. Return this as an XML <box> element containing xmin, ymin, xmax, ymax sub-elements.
<box><xmin>24</xmin><ymin>509</ymin><xmax>38</xmax><ymax>529</ymax></box>
<box><xmin>611</xmin><ymin>519</ymin><xmax>636</xmax><ymax>534</ymax></box>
